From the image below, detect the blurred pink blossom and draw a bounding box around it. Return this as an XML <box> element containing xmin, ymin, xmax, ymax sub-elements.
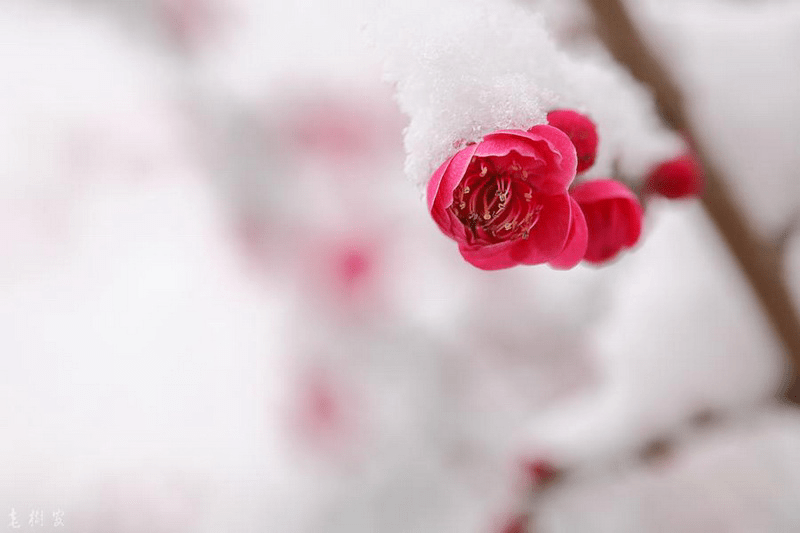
<box><xmin>570</xmin><ymin>179</ymin><xmax>643</xmax><ymax>264</ymax></box>
<box><xmin>645</xmin><ymin>153</ymin><xmax>705</xmax><ymax>200</ymax></box>
<box><xmin>546</xmin><ymin>110</ymin><xmax>599</xmax><ymax>174</ymax></box>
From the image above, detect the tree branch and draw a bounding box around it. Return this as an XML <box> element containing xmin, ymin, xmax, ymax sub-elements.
<box><xmin>584</xmin><ymin>0</ymin><xmax>800</xmax><ymax>403</ymax></box>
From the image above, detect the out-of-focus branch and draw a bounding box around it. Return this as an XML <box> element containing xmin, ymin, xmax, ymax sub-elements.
<box><xmin>585</xmin><ymin>0</ymin><xmax>800</xmax><ymax>403</ymax></box>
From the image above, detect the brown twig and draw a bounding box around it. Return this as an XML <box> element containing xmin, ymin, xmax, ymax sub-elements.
<box><xmin>584</xmin><ymin>0</ymin><xmax>800</xmax><ymax>403</ymax></box>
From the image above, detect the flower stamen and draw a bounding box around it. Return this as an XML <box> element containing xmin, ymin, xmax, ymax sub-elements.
<box><xmin>451</xmin><ymin>157</ymin><xmax>548</xmax><ymax>244</ymax></box>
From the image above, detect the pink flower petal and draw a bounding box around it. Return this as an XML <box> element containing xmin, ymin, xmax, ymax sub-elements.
<box><xmin>549</xmin><ymin>196</ymin><xmax>588</xmax><ymax>270</ymax></box>
<box><xmin>546</xmin><ymin>110</ymin><xmax>599</xmax><ymax>174</ymax></box>
<box><xmin>476</xmin><ymin>127</ymin><xmax>578</xmax><ymax>194</ymax></box>
<box><xmin>459</xmin><ymin>240</ymin><xmax>518</xmax><ymax>270</ymax></box>
<box><xmin>571</xmin><ymin>179</ymin><xmax>643</xmax><ymax>264</ymax></box>
<box><xmin>570</xmin><ymin>179</ymin><xmax>639</xmax><ymax>205</ymax></box>
<box><xmin>510</xmin><ymin>193</ymin><xmax>572</xmax><ymax>265</ymax></box>
<box><xmin>427</xmin><ymin>143</ymin><xmax>479</xmax><ymax>240</ymax></box>
<box><xmin>426</xmin><ymin>142</ymin><xmax>479</xmax><ymax>212</ymax></box>
<box><xmin>439</xmin><ymin>208</ymin><xmax>469</xmax><ymax>243</ymax></box>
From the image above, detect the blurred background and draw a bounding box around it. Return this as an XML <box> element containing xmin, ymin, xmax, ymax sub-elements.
<box><xmin>1</xmin><ymin>0</ymin><xmax>800</xmax><ymax>531</ymax></box>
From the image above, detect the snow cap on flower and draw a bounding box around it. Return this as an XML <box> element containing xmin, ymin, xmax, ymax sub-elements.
<box><xmin>374</xmin><ymin>0</ymin><xmax>685</xmax><ymax>189</ymax></box>
<box><xmin>427</xmin><ymin>126</ymin><xmax>588</xmax><ymax>270</ymax></box>
<box><xmin>545</xmin><ymin>109</ymin><xmax>598</xmax><ymax>173</ymax></box>
<box><xmin>374</xmin><ymin>0</ymin><xmax>564</xmax><ymax>186</ymax></box>
<box><xmin>570</xmin><ymin>179</ymin><xmax>643</xmax><ymax>264</ymax></box>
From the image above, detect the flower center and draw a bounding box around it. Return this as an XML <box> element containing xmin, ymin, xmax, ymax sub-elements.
<box><xmin>450</xmin><ymin>158</ymin><xmax>542</xmax><ymax>244</ymax></box>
